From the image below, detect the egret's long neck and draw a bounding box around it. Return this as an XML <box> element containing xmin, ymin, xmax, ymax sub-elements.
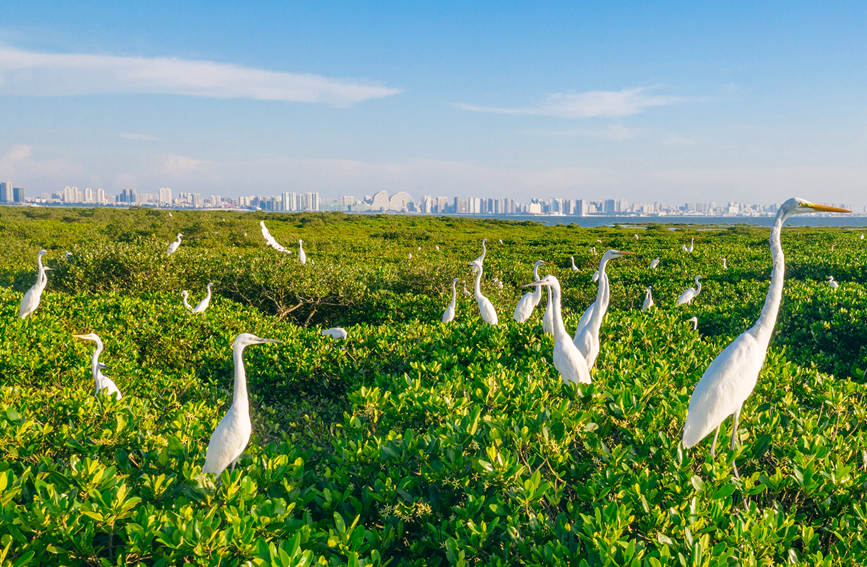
<box><xmin>481</xmin><ymin>241</ymin><xmax>486</xmax><ymax>261</ymax></box>
<box><xmin>90</xmin><ymin>340</ymin><xmax>103</xmax><ymax>384</ymax></box>
<box><xmin>753</xmin><ymin>213</ymin><xmax>787</xmax><ymax>343</ymax></box>
<box><xmin>594</xmin><ymin>257</ymin><xmax>611</xmax><ymax>305</ymax></box>
<box><xmin>36</xmin><ymin>255</ymin><xmax>47</xmax><ymax>287</ymax></box>
<box><xmin>473</xmin><ymin>266</ymin><xmax>483</xmax><ymax>297</ymax></box>
<box><xmin>695</xmin><ymin>278</ymin><xmax>702</xmax><ymax>295</ymax></box>
<box><xmin>232</xmin><ymin>345</ymin><xmax>249</xmax><ymax>411</ymax></box>
<box><xmin>532</xmin><ymin>264</ymin><xmax>542</xmax><ymax>301</ymax></box>
<box><xmin>450</xmin><ymin>280</ymin><xmax>457</xmax><ymax>304</ymax></box>
<box><xmin>182</xmin><ymin>292</ymin><xmax>192</xmax><ymax>310</ymax></box>
<box><xmin>205</xmin><ymin>285</ymin><xmax>212</xmax><ymax>302</ymax></box>
<box><xmin>549</xmin><ymin>283</ymin><xmax>569</xmax><ymax>340</ymax></box>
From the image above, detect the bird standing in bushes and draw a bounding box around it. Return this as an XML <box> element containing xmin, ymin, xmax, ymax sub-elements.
<box><xmin>322</xmin><ymin>327</ymin><xmax>348</xmax><ymax>340</ymax></box>
<box><xmin>203</xmin><ymin>333</ymin><xmax>280</xmax><ymax>479</ymax></box>
<box><xmin>687</xmin><ymin>316</ymin><xmax>698</xmax><ymax>331</ymax></box>
<box><xmin>642</xmin><ymin>286</ymin><xmax>654</xmax><ymax>310</ymax></box>
<box><xmin>19</xmin><ymin>249</ymin><xmax>51</xmax><ymax>319</ymax></box>
<box><xmin>468</xmin><ymin>259</ymin><xmax>497</xmax><ymax>325</ymax></box>
<box><xmin>574</xmin><ymin>249</ymin><xmax>631</xmax><ymax>369</ymax></box>
<box><xmin>298</xmin><ymin>239</ymin><xmax>307</xmax><ymax>265</ymax></box>
<box><xmin>682</xmin><ymin>198</ymin><xmax>849</xmax><ymax>477</ymax></box>
<box><xmin>649</xmin><ymin>257</ymin><xmax>660</xmax><ymax>269</ymax></box>
<box><xmin>682</xmin><ymin>237</ymin><xmax>694</xmax><ymax>253</ymax></box>
<box><xmin>167</xmin><ymin>233</ymin><xmax>183</xmax><ymax>255</ymax></box>
<box><xmin>827</xmin><ymin>276</ymin><xmax>839</xmax><ymax>289</ymax></box>
<box><xmin>185</xmin><ymin>283</ymin><xmax>213</xmax><ymax>313</ymax></box>
<box><xmin>442</xmin><ymin>278</ymin><xmax>458</xmax><ymax>323</ymax></box>
<box><xmin>513</xmin><ymin>260</ymin><xmax>548</xmax><ymax>323</ymax></box>
<box><xmin>473</xmin><ymin>238</ymin><xmax>488</xmax><ymax>265</ymax></box>
<box><xmin>676</xmin><ymin>276</ymin><xmax>703</xmax><ymax>306</ymax></box>
<box><xmin>73</xmin><ymin>333</ymin><xmax>122</xmax><ymax>400</ymax></box>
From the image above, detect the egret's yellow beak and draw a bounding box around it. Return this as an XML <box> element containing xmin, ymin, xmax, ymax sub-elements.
<box><xmin>72</xmin><ymin>334</ymin><xmax>88</xmax><ymax>340</ymax></box>
<box><xmin>806</xmin><ymin>202</ymin><xmax>850</xmax><ymax>213</ymax></box>
<box><xmin>620</xmin><ymin>251</ymin><xmax>634</xmax><ymax>255</ymax></box>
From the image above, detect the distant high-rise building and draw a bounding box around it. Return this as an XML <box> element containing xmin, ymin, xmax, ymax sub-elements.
<box><xmin>159</xmin><ymin>187</ymin><xmax>172</xmax><ymax>205</ymax></box>
<box><xmin>84</xmin><ymin>187</ymin><xmax>94</xmax><ymax>203</ymax></box>
<box><xmin>0</xmin><ymin>182</ymin><xmax>11</xmax><ymax>202</ymax></box>
<box><xmin>13</xmin><ymin>187</ymin><xmax>24</xmax><ymax>203</ymax></box>
<box><xmin>96</xmin><ymin>188</ymin><xmax>106</xmax><ymax>204</ymax></box>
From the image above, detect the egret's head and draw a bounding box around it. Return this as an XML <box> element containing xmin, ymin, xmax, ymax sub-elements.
<box><xmin>452</xmin><ymin>277</ymin><xmax>459</xmax><ymax>283</ymax></box>
<box><xmin>181</xmin><ymin>290</ymin><xmax>188</xmax><ymax>297</ymax></box>
<box><xmin>603</xmin><ymin>249</ymin><xmax>633</xmax><ymax>260</ymax></box>
<box><xmin>482</xmin><ymin>238</ymin><xmax>487</xmax><ymax>244</ymax></box>
<box><xmin>207</xmin><ymin>282</ymin><xmax>213</xmax><ymax>288</ymax></box>
<box><xmin>783</xmin><ymin>198</ymin><xmax>850</xmax><ymax>216</ymax></box>
<box><xmin>233</xmin><ymin>333</ymin><xmax>281</xmax><ymax>349</ymax></box>
<box><xmin>467</xmin><ymin>260</ymin><xmax>482</xmax><ymax>272</ymax></box>
<box><xmin>177</xmin><ymin>233</ymin><xmax>183</xmax><ymax>238</ymax></box>
<box><xmin>37</xmin><ymin>249</ymin><xmax>48</xmax><ymax>257</ymax></box>
<box><xmin>534</xmin><ymin>260</ymin><xmax>548</xmax><ymax>268</ymax></box>
<box><xmin>73</xmin><ymin>332</ymin><xmax>101</xmax><ymax>343</ymax></box>
<box><xmin>523</xmin><ymin>274</ymin><xmax>559</xmax><ymax>289</ymax></box>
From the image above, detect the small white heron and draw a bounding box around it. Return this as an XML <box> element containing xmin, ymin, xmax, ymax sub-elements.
<box><xmin>19</xmin><ymin>250</ymin><xmax>52</xmax><ymax>319</ymax></box>
<box><xmin>513</xmin><ymin>260</ymin><xmax>548</xmax><ymax>323</ymax></box>
<box><xmin>298</xmin><ymin>239</ymin><xmax>307</xmax><ymax>265</ymax></box>
<box><xmin>676</xmin><ymin>276</ymin><xmax>704</xmax><ymax>306</ymax></box>
<box><xmin>468</xmin><ymin>259</ymin><xmax>498</xmax><ymax>325</ymax></box>
<box><xmin>472</xmin><ymin>238</ymin><xmax>488</xmax><ymax>265</ymax></box>
<box><xmin>73</xmin><ymin>333</ymin><xmax>122</xmax><ymax>400</ymax></box>
<box><xmin>642</xmin><ymin>286</ymin><xmax>654</xmax><ymax>310</ymax></box>
<box><xmin>167</xmin><ymin>233</ymin><xmax>183</xmax><ymax>255</ymax></box>
<box><xmin>827</xmin><ymin>276</ymin><xmax>839</xmax><ymax>289</ymax></box>
<box><xmin>682</xmin><ymin>237</ymin><xmax>694</xmax><ymax>253</ymax></box>
<box><xmin>569</xmin><ymin>256</ymin><xmax>579</xmax><ymax>272</ymax></box>
<box><xmin>322</xmin><ymin>327</ymin><xmax>347</xmax><ymax>340</ymax></box>
<box><xmin>185</xmin><ymin>283</ymin><xmax>213</xmax><ymax>314</ymax></box>
<box><xmin>687</xmin><ymin>316</ymin><xmax>698</xmax><ymax>331</ymax></box>
<box><xmin>442</xmin><ymin>278</ymin><xmax>458</xmax><ymax>323</ymax></box>
<box><xmin>649</xmin><ymin>257</ymin><xmax>660</xmax><ymax>269</ymax></box>
<box><xmin>203</xmin><ymin>333</ymin><xmax>280</xmax><ymax>479</ymax></box>
<box><xmin>722</xmin><ymin>257</ymin><xmax>728</xmax><ymax>270</ymax></box>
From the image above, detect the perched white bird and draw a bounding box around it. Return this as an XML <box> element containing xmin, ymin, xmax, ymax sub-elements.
<box><xmin>167</xmin><ymin>233</ymin><xmax>183</xmax><ymax>255</ymax></box>
<box><xmin>260</xmin><ymin>221</ymin><xmax>292</xmax><ymax>253</ymax></box>
<box><xmin>513</xmin><ymin>260</ymin><xmax>548</xmax><ymax>323</ymax></box>
<box><xmin>722</xmin><ymin>257</ymin><xmax>728</xmax><ymax>270</ymax></box>
<box><xmin>573</xmin><ymin>249</ymin><xmax>631</xmax><ymax>369</ymax></box>
<box><xmin>73</xmin><ymin>333</ymin><xmax>122</xmax><ymax>400</ymax></box>
<box><xmin>19</xmin><ymin>250</ymin><xmax>52</xmax><ymax>319</ymax></box>
<box><xmin>649</xmin><ymin>257</ymin><xmax>660</xmax><ymax>269</ymax></box>
<box><xmin>682</xmin><ymin>237</ymin><xmax>694</xmax><ymax>253</ymax></box>
<box><xmin>569</xmin><ymin>256</ymin><xmax>579</xmax><ymax>272</ymax></box>
<box><xmin>591</xmin><ymin>270</ymin><xmax>600</xmax><ymax>282</ymax></box>
<box><xmin>687</xmin><ymin>316</ymin><xmax>698</xmax><ymax>331</ymax></box>
<box><xmin>442</xmin><ymin>278</ymin><xmax>458</xmax><ymax>323</ymax></box>
<box><xmin>682</xmin><ymin>198</ymin><xmax>848</xmax><ymax>477</ymax></box>
<box><xmin>676</xmin><ymin>276</ymin><xmax>704</xmax><ymax>306</ymax></box>
<box><xmin>473</xmin><ymin>238</ymin><xmax>488</xmax><ymax>265</ymax></box>
<box><xmin>417</xmin><ymin>246</ymin><xmax>421</xmax><ymax>251</ymax></box>
<box><xmin>468</xmin><ymin>260</ymin><xmax>498</xmax><ymax>325</ymax></box>
<box><xmin>186</xmin><ymin>283</ymin><xmax>213</xmax><ymax>314</ymax></box>
<box><xmin>493</xmin><ymin>277</ymin><xmax>504</xmax><ymax>289</ymax></box>
<box><xmin>524</xmin><ymin>275</ymin><xmax>591</xmax><ymax>384</ymax></box>
<box><xmin>408</xmin><ymin>252</ymin><xmax>413</xmax><ymax>260</ymax></box>
<box><xmin>298</xmin><ymin>239</ymin><xmax>307</xmax><ymax>265</ymax></box>
<box><xmin>181</xmin><ymin>290</ymin><xmax>193</xmax><ymax>311</ymax></box>
<box><xmin>827</xmin><ymin>276</ymin><xmax>839</xmax><ymax>289</ymax></box>
<box><xmin>203</xmin><ymin>333</ymin><xmax>280</xmax><ymax>478</ymax></box>
<box><xmin>321</xmin><ymin>327</ymin><xmax>347</xmax><ymax>340</ymax></box>
<box><xmin>65</xmin><ymin>251</ymin><xmax>73</xmax><ymax>261</ymax></box>
<box><xmin>462</xmin><ymin>282</ymin><xmax>471</xmax><ymax>297</ymax></box>
<box><xmin>642</xmin><ymin>286</ymin><xmax>655</xmax><ymax>310</ymax></box>
<box><xmin>435</xmin><ymin>245</ymin><xmax>441</xmax><ymax>251</ymax></box>
<box><xmin>861</xmin><ymin>233</ymin><xmax>864</xmax><ymax>240</ymax></box>
<box><xmin>590</xmin><ymin>247</ymin><xmax>597</xmax><ymax>255</ymax></box>
<box><xmin>634</xmin><ymin>233</ymin><xmax>640</xmax><ymax>240</ymax></box>
<box><xmin>498</xmin><ymin>239</ymin><xmax>504</xmax><ymax>245</ymax></box>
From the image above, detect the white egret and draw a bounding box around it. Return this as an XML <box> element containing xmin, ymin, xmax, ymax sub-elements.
<box><xmin>687</xmin><ymin>316</ymin><xmax>698</xmax><ymax>331</ymax></box>
<box><xmin>322</xmin><ymin>327</ymin><xmax>347</xmax><ymax>340</ymax></box>
<box><xmin>65</xmin><ymin>251</ymin><xmax>73</xmax><ymax>260</ymax></box>
<box><xmin>189</xmin><ymin>283</ymin><xmax>213</xmax><ymax>314</ymax></box>
<box><xmin>298</xmin><ymin>239</ymin><xmax>307</xmax><ymax>265</ymax></box>
<box><xmin>19</xmin><ymin>250</ymin><xmax>52</xmax><ymax>319</ymax></box>
<box><xmin>203</xmin><ymin>333</ymin><xmax>280</xmax><ymax>478</ymax></box>
<box><xmin>513</xmin><ymin>260</ymin><xmax>548</xmax><ymax>323</ymax></box>
<box><xmin>408</xmin><ymin>252</ymin><xmax>412</xmax><ymax>260</ymax></box>
<box><xmin>649</xmin><ymin>257</ymin><xmax>660</xmax><ymax>269</ymax></box>
<box><xmin>682</xmin><ymin>237</ymin><xmax>694</xmax><ymax>253</ymax></box>
<box><xmin>569</xmin><ymin>256</ymin><xmax>580</xmax><ymax>272</ymax></box>
<box><xmin>181</xmin><ymin>290</ymin><xmax>194</xmax><ymax>311</ymax></box>
<box><xmin>682</xmin><ymin>198</ymin><xmax>849</xmax><ymax>477</ymax></box>
<box><xmin>260</xmin><ymin>221</ymin><xmax>292</xmax><ymax>253</ymax></box>
<box><xmin>542</xmin><ymin>286</ymin><xmax>554</xmax><ymax>335</ymax></box>
<box><xmin>442</xmin><ymin>278</ymin><xmax>458</xmax><ymax>323</ymax></box>
<box><xmin>473</xmin><ymin>238</ymin><xmax>488</xmax><ymax>265</ymax></box>
<box><xmin>861</xmin><ymin>233</ymin><xmax>864</xmax><ymax>240</ymax></box>
<box><xmin>827</xmin><ymin>276</ymin><xmax>839</xmax><ymax>289</ymax></box>
<box><xmin>73</xmin><ymin>333</ymin><xmax>122</xmax><ymax>400</ymax></box>
<box><xmin>167</xmin><ymin>233</ymin><xmax>183</xmax><ymax>255</ymax></box>
<box><xmin>524</xmin><ymin>276</ymin><xmax>591</xmax><ymax>384</ymax></box>
<box><xmin>676</xmin><ymin>276</ymin><xmax>704</xmax><ymax>306</ymax></box>
<box><xmin>642</xmin><ymin>286</ymin><xmax>654</xmax><ymax>310</ymax></box>
<box><xmin>592</xmin><ymin>270</ymin><xmax>600</xmax><ymax>282</ymax></box>
<box><xmin>435</xmin><ymin>245</ymin><xmax>441</xmax><ymax>251</ymax></box>
<box><xmin>722</xmin><ymin>257</ymin><xmax>728</xmax><ymax>270</ymax></box>
<box><xmin>468</xmin><ymin>260</ymin><xmax>498</xmax><ymax>325</ymax></box>
<box><xmin>590</xmin><ymin>246</ymin><xmax>597</xmax><ymax>255</ymax></box>
<box><xmin>417</xmin><ymin>246</ymin><xmax>421</xmax><ymax>251</ymax></box>
<box><xmin>573</xmin><ymin>249</ymin><xmax>631</xmax><ymax>369</ymax></box>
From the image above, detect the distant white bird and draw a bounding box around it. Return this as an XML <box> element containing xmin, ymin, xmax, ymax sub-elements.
<box><xmin>408</xmin><ymin>252</ymin><xmax>413</xmax><ymax>260</ymax></box>
<box><xmin>591</xmin><ymin>270</ymin><xmax>599</xmax><ymax>282</ymax></box>
<box><xmin>676</xmin><ymin>276</ymin><xmax>704</xmax><ymax>306</ymax></box>
<box><xmin>569</xmin><ymin>256</ymin><xmax>579</xmax><ymax>272</ymax></box>
<box><xmin>682</xmin><ymin>237</ymin><xmax>694</xmax><ymax>253</ymax></box>
<box><xmin>442</xmin><ymin>278</ymin><xmax>458</xmax><ymax>323</ymax></box>
<box><xmin>298</xmin><ymin>239</ymin><xmax>307</xmax><ymax>265</ymax></box>
<box><xmin>417</xmin><ymin>246</ymin><xmax>421</xmax><ymax>251</ymax></box>
<box><xmin>574</xmin><ymin>249</ymin><xmax>631</xmax><ymax>369</ymax></box>
<box><xmin>827</xmin><ymin>275</ymin><xmax>839</xmax><ymax>289</ymax></box>
<box><xmin>473</xmin><ymin>238</ymin><xmax>488</xmax><ymax>265</ymax></box>
<box><xmin>322</xmin><ymin>327</ymin><xmax>347</xmax><ymax>340</ymax></box>
<box><xmin>435</xmin><ymin>245</ymin><xmax>441</xmax><ymax>251</ymax></box>
<box><xmin>634</xmin><ymin>233</ymin><xmax>640</xmax><ymax>240</ymax></box>
<box><xmin>861</xmin><ymin>233</ymin><xmax>864</xmax><ymax>240</ymax></box>
<box><xmin>590</xmin><ymin>247</ymin><xmax>597</xmax><ymax>255</ymax></box>
<box><xmin>493</xmin><ymin>277</ymin><xmax>504</xmax><ymax>289</ymax></box>
<box><xmin>462</xmin><ymin>282</ymin><xmax>471</xmax><ymax>296</ymax></box>
<box><xmin>260</xmin><ymin>221</ymin><xmax>291</xmax><ymax>253</ymax></box>
<box><xmin>203</xmin><ymin>333</ymin><xmax>280</xmax><ymax>478</ymax></box>
<box><xmin>642</xmin><ymin>286</ymin><xmax>654</xmax><ymax>310</ymax></box>
<box><xmin>513</xmin><ymin>260</ymin><xmax>548</xmax><ymax>323</ymax></box>
<box><xmin>682</xmin><ymin>198</ymin><xmax>848</xmax><ymax>478</ymax></box>
<box><xmin>468</xmin><ymin>259</ymin><xmax>498</xmax><ymax>325</ymax></box>
<box><xmin>19</xmin><ymin>250</ymin><xmax>52</xmax><ymax>319</ymax></box>
<box><xmin>181</xmin><ymin>290</ymin><xmax>193</xmax><ymax>311</ymax></box>
<box><xmin>498</xmin><ymin>239</ymin><xmax>504</xmax><ymax>245</ymax></box>
<box><xmin>687</xmin><ymin>316</ymin><xmax>698</xmax><ymax>331</ymax></box>
<box><xmin>73</xmin><ymin>333</ymin><xmax>122</xmax><ymax>400</ymax></box>
<box><xmin>168</xmin><ymin>212</ymin><xmax>173</xmax><ymax>217</ymax></box>
<box><xmin>524</xmin><ymin>275</ymin><xmax>591</xmax><ymax>384</ymax></box>
<box><xmin>649</xmin><ymin>257</ymin><xmax>660</xmax><ymax>269</ymax></box>
<box><xmin>722</xmin><ymin>257</ymin><xmax>728</xmax><ymax>270</ymax></box>
<box><xmin>186</xmin><ymin>283</ymin><xmax>213</xmax><ymax>314</ymax></box>
<box><xmin>167</xmin><ymin>233</ymin><xmax>183</xmax><ymax>255</ymax></box>
<box><xmin>65</xmin><ymin>251</ymin><xmax>73</xmax><ymax>261</ymax></box>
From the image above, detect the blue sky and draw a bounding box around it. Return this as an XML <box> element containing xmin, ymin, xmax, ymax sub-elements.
<box><xmin>1</xmin><ymin>1</ymin><xmax>865</xmax><ymax>207</ymax></box>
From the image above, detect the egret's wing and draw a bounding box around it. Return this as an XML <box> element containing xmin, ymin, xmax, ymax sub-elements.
<box><xmin>203</xmin><ymin>410</ymin><xmax>250</xmax><ymax>475</ymax></box>
<box><xmin>575</xmin><ymin>302</ymin><xmax>595</xmax><ymax>339</ymax></box>
<box><xmin>513</xmin><ymin>292</ymin><xmax>535</xmax><ymax>322</ymax></box>
<box><xmin>682</xmin><ymin>332</ymin><xmax>765</xmax><ymax>448</ymax></box>
<box><xmin>260</xmin><ymin>221</ymin><xmax>291</xmax><ymax>254</ymax></box>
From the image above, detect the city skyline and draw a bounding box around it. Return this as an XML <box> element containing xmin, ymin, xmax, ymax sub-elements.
<box><xmin>1</xmin><ymin>3</ymin><xmax>866</xmax><ymax>207</ymax></box>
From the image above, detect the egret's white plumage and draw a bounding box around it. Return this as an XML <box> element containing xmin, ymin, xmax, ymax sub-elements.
<box><xmin>676</xmin><ymin>276</ymin><xmax>704</xmax><ymax>306</ymax></box>
<box><xmin>525</xmin><ymin>275</ymin><xmax>591</xmax><ymax>384</ymax></box>
<box><xmin>687</xmin><ymin>316</ymin><xmax>698</xmax><ymax>331</ymax></box>
<box><xmin>592</xmin><ymin>270</ymin><xmax>599</xmax><ymax>282</ymax></box>
<box><xmin>682</xmin><ymin>237</ymin><xmax>694</xmax><ymax>253</ymax></box>
<box><xmin>322</xmin><ymin>327</ymin><xmax>348</xmax><ymax>340</ymax></box>
<box><xmin>73</xmin><ymin>333</ymin><xmax>122</xmax><ymax>400</ymax></box>
<box><xmin>542</xmin><ymin>286</ymin><xmax>554</xmax><ymax>335</ymax></box>
<box><xmin>181</xmin><ymin>290</ymin><xmax>193</xmax><ymax>311</ymax></box>
<box><xmin>573</xmin><ymin>249</ymin><xmax>631</xmax><ymax>369</ymax></box>
<box><xmin>473</xmin><ymin>238</ymin><xmax>488</xmax><ymax>265</ymax></box>
<box><xmin>682</xmin><ymin>198</ymin><xmax>849</xmax><ymax>475</ymax></box>
<box><xmin>19</xmin><ymin>250</ymin><xmax>51</xmax><ymax>319</ymax></box>
<box><xmin>722</xmin><ymin>257</ymin><xmax>728</xmax><ymax>270</ymax></box>
<box><xmin>642</xmin><ymin>286</ymin><xmax>654</xmax><ymax>310</ymax></box>
<box><xmin>203</xmin><ymin>333</ymin><xmax>280</xmax><ymax>478</ymax></box>
<box><xmin>569</xmin><ymin>256</ymin><xmax>579</xmax><ymax>272</ymax></box>
<box><xmin>298</xmin><ymin>239</ymin><xmax>307</xmax><ymax>265</ymax></box>
<box><xmin>167</xmin><ymin>233</ymin><xmax>183</xmax><ymax>255</ymax></box>
<box><xmin>260</xmin><ymin>221</ymin><xmax>291</xmax><ymax>253</ymax></box>
<box><xmin>513</xmin><ymin>260</ymin><xmax>547</xmax><ymax>323</ymax></box>
<box><xmin>191</xmin><ymin>283</ymin><xmax>213</xmax><ymax>313</ymax></box>
<box><xmin>442</xmin><ymin>278</ymin><xmax>458</xmax><ymax>323</ymax></box>
<box><xmin>468</xmin><ymin>260</ymin><xmax>498</xmax><ymax>325</ymax></box>
<box><xmin>649</xmin><ymin>257</ymin><xmax>660</xmax><ymax>269</ymax></box>
<box><xmin>827</xmin><ymin>276</ymin><xmax>839</xmax><ymax>289</ymax></box>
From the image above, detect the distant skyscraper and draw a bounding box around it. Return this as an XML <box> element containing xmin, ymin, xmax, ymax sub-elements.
<box><xmin>13</xmin><ymin>187</ymin><xmax>24</xmax><ymax>203</ymax></box>
<box><xmin>0</xmin><ymin>182</ymin><xmax>11</xmax><ymax>202</ymax></box>
<box><xmin>159</xmin><ymin>187</ymin><xmax>172</xmax><ymax>205</ymax></box>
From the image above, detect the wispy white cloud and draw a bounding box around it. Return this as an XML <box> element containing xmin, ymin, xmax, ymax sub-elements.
<box><xmin>457</xmin><ymin>87</ymin><xmax>684</xmax><ymax>118</ymax></box>
<box><xmin>0</xmin><ymin>46</ymin><xmax>401</xmax><ymax>106</ymax></box>
<box><xmin>119</xmin><ymin>132</ymin><xmax>159</xmax><ymax>142</ymax></box>
<box><xmin>528</xmin><ymin>124</ymin><xmax>640</xmax><ymax>140</ymax></box>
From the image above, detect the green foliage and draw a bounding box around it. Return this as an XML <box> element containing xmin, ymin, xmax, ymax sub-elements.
<box><xmin>1</xmin><ymin>207</ymin><xmax>866</xmax><ymax>564</ymax></box>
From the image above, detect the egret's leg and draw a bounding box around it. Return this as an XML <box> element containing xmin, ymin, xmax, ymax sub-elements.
<box><xmin>710</xmin><ymin>425</ymin><xmax>721</xmax><ymax>458</ymax></box>
<box><xmin>731</xmin><ymin>409</ymin><xmax>741</xmax><ymax>480</ymax></box>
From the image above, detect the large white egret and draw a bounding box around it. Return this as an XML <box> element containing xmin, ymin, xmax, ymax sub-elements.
<box><xmin>73</xmin><ymin>333</ymin><xmax>122</xmax><ymax>400</ymax></box>
<box><xmin>573</xmin><ymin>249</ymin><xmax>631</xmax><ymax>369</ymax></box>
<box><xmin>167</xmin><ymin>233</ymin><xmax>183</xmax><ymax>255</ymax></box>
<box><xmin>569</xmin><ymin>256</ymin><xmax>579</xmax><ymax>272</ymax></box>
<box><xmin>687</xmin><ymin>316</ymin><xmax>698</xmax><ymax>331</ymax></box>
<box><xmin>203</xmin><ymin>333</ymin><xmax>280</xmax><ymax>478</ymax></box>
<box><xmin>682</xmin><ymin>198</ymin><xmax>849</xmax><ymax>476</ymax></box>
<box><xmin>442</xmin><ymin>278</ymin><xmax>458</xmax><ymax>323</ymax></box>
<box><xmin>513</xmin><ymin>260</ymin><xmax>548</xmax><ymax>323</ymax></box>
<box><xmin>468</xmin><ymin>260</ymin><xmax>498</xmax><ymax>325</ymax></box>
<box><xmin>260</xmin><ymin>221</ymin><xmax>292</xmax><ymax>253</ymax></box>
<box><xmin>524</xmin><ymin>275</ymin><xmax>591</xmax><ymax>384</ymax></box>
<box><xmin>682</xmin><ymin>237</ymin><xmax>694</xmax><ymax>253</ymax></box>
<box><xmin>181</xmin><ymin>291</ymin><xmax>193</xmax><ymax>311</ymax></box>
<box><xmin>189</xmin><ymin>283</ymin><xmax>213</xmax><ymax>314</ymax></box>
<box><xmin>642</xmin><ymin>286</ymin><xmax>654</xmax><ymax>310</ymax></box>
<box><xmin>827</xmin><ymin>276</ymin><xmax>839</xmax><ymax>289</ymax></box>
<box><xmin>649</xmin><ymin>257</ymin><xmax>660</xmax><ymax>269</ymax></box>
<box><xmin>676</xmin><ymin>276</ymin><xmax>704</xmax><ymax>306</ymax></box>
<box><xmin>298</xmin><ymin>239</ymin><xmax>307</xmax><ymax>265</ymax></box>
<box><xmin>322</xmin><ymin>327</ymin><xmax>347</xmax><ymax>340</ymax></box>
<box><xmin>19</xmin><ymin>250</ymin><xmax>52</xmax><ymax>319</ymax></box>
